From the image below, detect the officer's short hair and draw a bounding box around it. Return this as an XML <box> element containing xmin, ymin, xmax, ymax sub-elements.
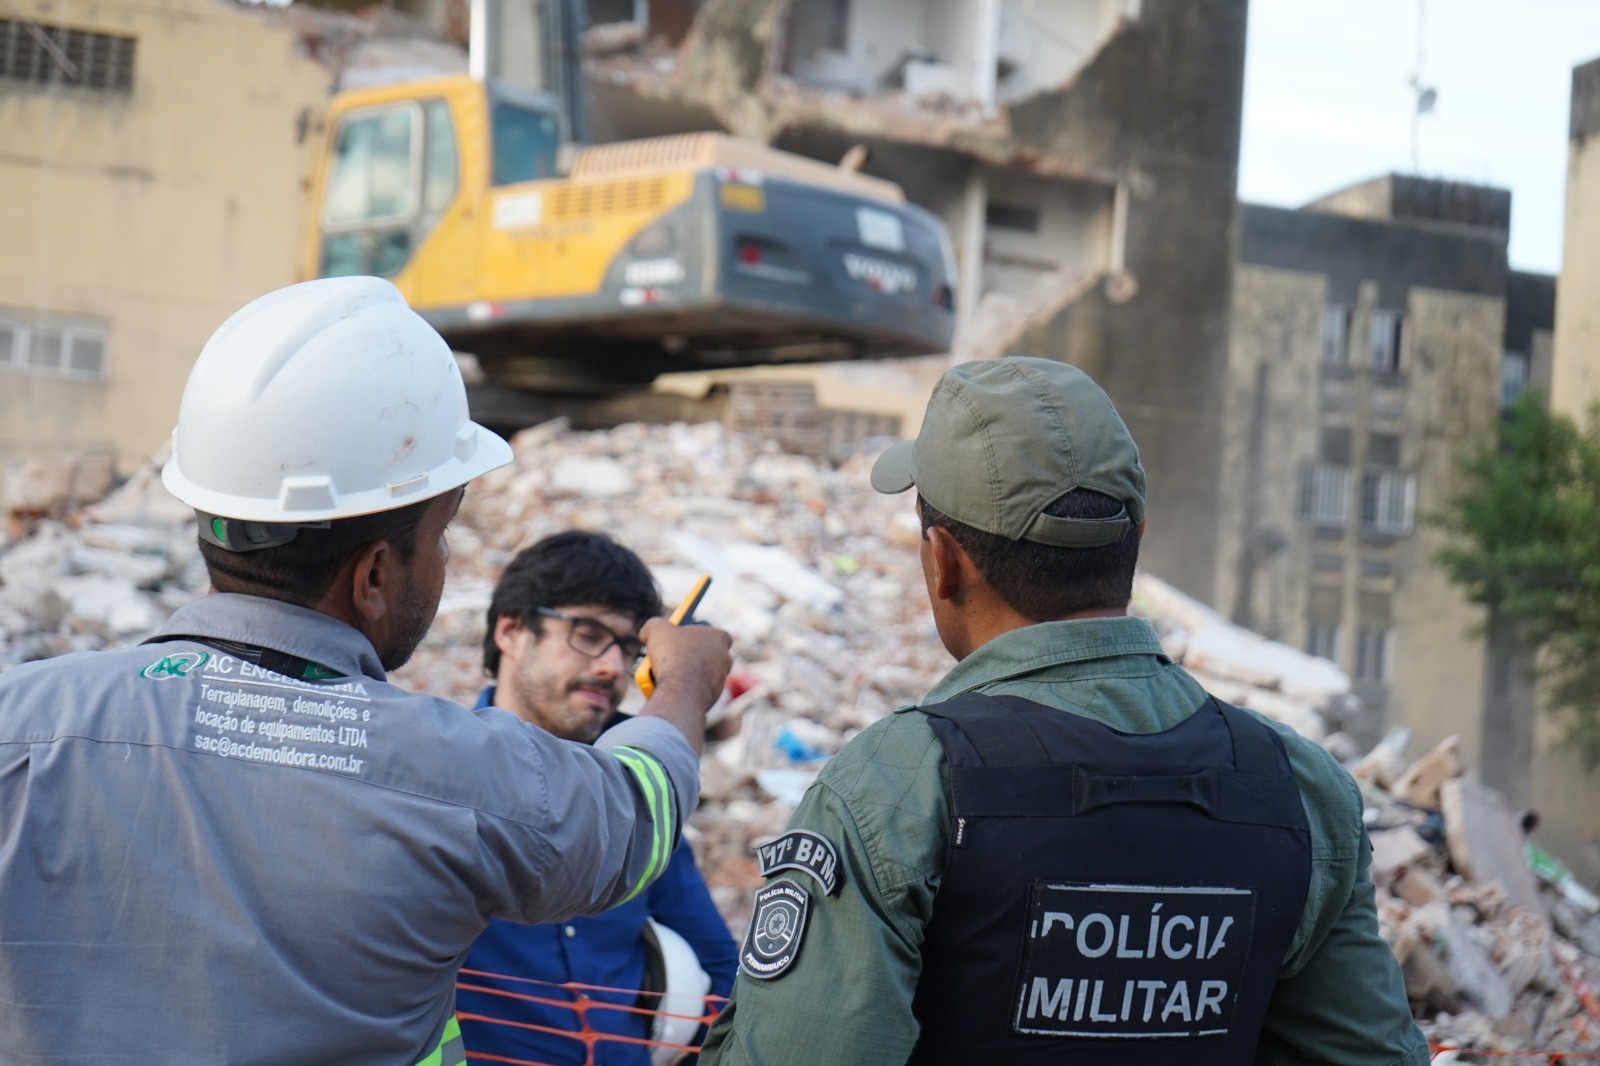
<box><xmin>919</xmin><ymin>488</ymin><xmax>1140</xmax><ymax>622</ymax></box>
<box><xmin>483</xmin><ymin>531</ymin><xmax>663</xmax><ymax>676</ymax></box>
<box><xmin>198</xmin><ymin>498</ymin><xmax>434</xmax><ymax>607</ymax></box>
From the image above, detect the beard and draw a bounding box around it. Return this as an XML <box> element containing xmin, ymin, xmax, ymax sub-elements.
<box><xmin>507</xmin><ymin>655</ymin><xmax>622</xmax><ymax>743</ymax></box>
<box><xmin>378</xmin><ymin>575</ymin><xmax>436</xmax><ymax>672</ymax></box>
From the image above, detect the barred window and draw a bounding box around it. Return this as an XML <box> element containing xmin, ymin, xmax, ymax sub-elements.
<box><xmin>1360</xmin><ymin>469</ymin><xmax>1415</xmax><ymax>534</ymax></box>
<box><xmin>1369</xmin><ymin>308</ymin><xmax>1407</xmax><ymax>373</ymax></box>
<box><xmin>1355</xmin><ymin>627</ymin><xmax>1390</xmax><ymax>682</ymax></box>
<box><xmin>0</xmin><ymin>18</ymin><xmax>136</xmax><ymax>92</ymax></box>
<box><xmin>1306</xmin><ymin>623</ymin><xmax>1340</xmax><ymax>663</ymax></box>
<box><xmin>1297</xmin><ymin>463</ymin><xmax>1350</xmax><ymax>527</ymax></box>
<box><xmin>1320</xmin><ymin>305</ymin><xmax>1351</xmax><ymax>366</ymax></box>
<box><xmin>0</xmin><ymin>317</ymin><xmax>108</xmax><ymax>379</ymax></box>
<box><xmin>1502</xmin><ymin>349</ymin><xmax>1529</xmax><ymax>409</ymax></box>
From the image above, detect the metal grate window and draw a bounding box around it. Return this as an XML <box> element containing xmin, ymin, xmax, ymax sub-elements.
<box><xmin>1360</xmin><ymin>470</ymin><xmax>1416</xmax><ymax>534</ymax></box>
<box><xmin>1307</xmin><ymin>623</ymin><xmax>1340</xmax><ymax>663</ymax></box>
<box><xmin>1369</xmin><ymin>308</ymin><xmax>1407</xmax><ymax>373</ymax></box>
<box><xmin>1501</xmin><ymin>349</ymin><xmax>1529</xmax><ymax>409</ymax></box>
<box><xmin>1355</xmin><ymin>627</ymin><xmax>1390</xmax><ymax>682</ymax></box>
<box><xmin>1298</xmin><ymin>463</ymin><xmax>1350</xmax><ymax>527</ymax></box>
<box><xmin>0</xmin><ymin>18</ymin><xmax>135</xmax><ymax>92</ymax></box>
<box><xmin>1320</xmin><ymin>305</ymin><xmax>1351</xmax><ymax>366</ymax></box>
<box><xmin>0</xmin><ymin>317</ymin><xmax>108</xmax><ymax>379</ymax></box>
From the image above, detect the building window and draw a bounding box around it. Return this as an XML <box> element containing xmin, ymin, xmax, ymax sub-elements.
<box><xmin>1502</xmin><ymin>350</ymin><xmax>1530</xmax><ymax>409</ymax></box>
<box><xmin>1320</xmin><ymin>305</ymin><xmax>1352</xmax><ymax>366</ymax></box>
<box><xmin>1355</xmin><ymin>627</ymin><xmax>1390</xmax><ymax>682</ymax></box>
<box><xmin>1307</xmin><ymin>623</ymin><xmax>1340</xmax><ymax>663</ymax></box>
<box><xmin>0</xmin><ymin>18</ymin><xmax>136</xmax><ymax>92</ymax></box>
<box><xmin>985</xmin><ymin>202</ymin><xmax>1041</xmax><ymax>232</ymax></box>
<box><xmin>1369</xmin><ymin>308</ymin><xmax>1407</xmax><ymax>373</ymax></box>
<box><xmin>0</xmin><ymin>318</ymin><xmax>108</xmax><ymax>379</ymax></box>
<box><xmin>1319</xmin><ymin>427</ymin><xmax>1352</xmax><ymax>465</ymax></box>
<box><xmin>1360</xmin><ymin>470</ymin><xmax>1415</xmax><ymax>534</ymax></box>
<box><xmin>1368</xmin><ymin>432</ymin><xmax>1402</xmax><ymax>468</ymax></box>
<box><xmin>1298</xmin><ymin>463</ymin><xmax>1349</xmax><ymax>527</ymax></box>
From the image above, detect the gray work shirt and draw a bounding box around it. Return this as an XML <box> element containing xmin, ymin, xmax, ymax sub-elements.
<box><xmin>0</xmin><ymin>593</ymin><xmax>698</xmax><ymax>1064</ymax></box>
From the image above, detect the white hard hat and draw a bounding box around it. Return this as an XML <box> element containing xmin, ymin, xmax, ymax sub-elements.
<box><xmin>643</xmin><ymin>919</ymin><xmax>713</xmax><ymax>1066</ymax></box>
<box><xmin>162</xmin><ymin>277</ymin><xmax>511</xmax><ymax>527</ymax></box>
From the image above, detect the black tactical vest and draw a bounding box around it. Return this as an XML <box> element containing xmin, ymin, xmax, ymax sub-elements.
<box><xmin>906</xmin><ymin>693</ymin><xmax>1312</xmax><ymax>1065</ymax></box>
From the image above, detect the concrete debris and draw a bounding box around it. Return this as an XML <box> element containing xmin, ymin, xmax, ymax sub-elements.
<box><xmin>1443</xmin><ymin>778</ymin><xmax>1547</xmax><ymax>918</ymax></box>
<box><xmin>1393</xmin><ymin>735</ymin><xmax>1465</xmax><ymax>809</ymax></box>
<box><xmin>4</xmin><ymin>452</ymin><xmax>116</xmax><ymax>532</ymax></box>
<box><xmin>584</xmin><ymin>20</ymin><xmax>649</xmax><ymax>58</ymax></box>
<box><xmin>1</xmin><ymin>415</ymin><xmax>1597</xmax><ymax>1050</ymax></box>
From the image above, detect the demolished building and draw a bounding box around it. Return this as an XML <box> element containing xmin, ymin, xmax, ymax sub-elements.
<box><xmin>574</xmin><ymin>0</ymin><xmax>1249</xmax><ymax>609</ymax></box>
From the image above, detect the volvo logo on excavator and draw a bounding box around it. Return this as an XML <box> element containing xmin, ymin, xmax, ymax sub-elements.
<box><xmin>842</xmin><ymin>252</ymin><xmax>917</xmax><ymax>295</ymax></box>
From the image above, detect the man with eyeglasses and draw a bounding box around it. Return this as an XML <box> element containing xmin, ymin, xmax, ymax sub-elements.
<box><xmin>457</xmin><ymin>530</ymin><xmax>739</xmax><ymax>1065</ymax></box>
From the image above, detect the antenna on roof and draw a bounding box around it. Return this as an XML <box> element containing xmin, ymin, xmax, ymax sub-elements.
<box><xmin>1408</xmin><ymin>0</ymin><xmax>1438</xmax><ymax>173</ymax></box>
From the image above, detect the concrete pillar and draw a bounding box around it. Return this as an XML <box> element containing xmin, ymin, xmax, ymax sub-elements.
<box><xmin>954</xmin><ymin>166</ymin><xmax>989</xmax><ymax>344</ymax></box>
<box><xmin>971</xmin><ymin>0</ymin><xmax>1001</xmax><ymax>109</ymax></box>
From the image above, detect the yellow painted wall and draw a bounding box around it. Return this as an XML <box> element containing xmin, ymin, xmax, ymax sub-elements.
<box><xmin>0</xmin><ymin>0</ymin><xmax>331</xmax><ymax>480</ymax></box>
<box><xmin>1551</xmin><ymin>121</ymin><xmax>1600</xmax><ymax>421</ymax></box>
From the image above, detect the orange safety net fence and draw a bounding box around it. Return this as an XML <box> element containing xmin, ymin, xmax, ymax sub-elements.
<box><xmin>457</xmin><ymin>968</ymin><xmax>728</xmax><ymax>1066</ymax></box>
<box><xmin>1431</xmin><ymin>1051</ymin><xmax>1600</xmax><ymax>1063</ymax></box>
<box><xmin>456</xmin><ymin>970</ymin><xmax>1600</xmax><ymax>1065</ymax></box>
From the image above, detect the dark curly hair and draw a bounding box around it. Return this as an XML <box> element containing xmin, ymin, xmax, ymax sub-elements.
<box><xmin>482</xmin><ymin>530</ymin><xmax>663</xmax><ymax>675</ymax></box>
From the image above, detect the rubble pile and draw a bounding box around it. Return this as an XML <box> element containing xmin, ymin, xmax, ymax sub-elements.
<box><xmin>2</xmin><ymin>421</ymin><xmax>1598</xmax><ymax>1051</ymax></box>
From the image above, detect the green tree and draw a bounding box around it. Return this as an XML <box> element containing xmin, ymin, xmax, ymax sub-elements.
<box><xmin>1438</xmin><ymin>391</ymin><xmax>1600</xmax><ymax>769</ymax></box>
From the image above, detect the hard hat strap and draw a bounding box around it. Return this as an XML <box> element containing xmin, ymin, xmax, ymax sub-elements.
<box><xmin>197</xmin><ymin>511</ymin><xmax>332</xmax><ymax>553</ymax></box>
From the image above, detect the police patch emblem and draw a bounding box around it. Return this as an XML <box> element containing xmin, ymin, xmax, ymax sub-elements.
<box><xmin>739</xmin><ymin>878</ymin><xmax>811</xmax><ymax>980</ymax></box>
<box><xmin>754</xmin><ymin>829</ymin><xmax>841</xmax><ymax>895</ymax></box>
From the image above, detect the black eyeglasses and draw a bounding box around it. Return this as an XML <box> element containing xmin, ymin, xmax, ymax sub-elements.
<box><xmin>535</xmin><ymin>608</ymin><xmax>645</xmax><ymax>667</ymax></box>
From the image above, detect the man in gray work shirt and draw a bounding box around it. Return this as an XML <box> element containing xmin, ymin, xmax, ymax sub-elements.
<box><xmin>0</xmin><ymin>277</ymin><xmax>732</xmax><ymax>1065</ymax></box>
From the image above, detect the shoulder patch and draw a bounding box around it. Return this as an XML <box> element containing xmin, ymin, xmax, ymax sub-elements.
<box><xmin>739</xmin><ymin>878</ymin><xmax>811</xmax><ymax>981</ymax></box>
<box><xmin>754</xmin><ymin>829</ymin><xmax>840</xmax><ymax>895</ymax></box>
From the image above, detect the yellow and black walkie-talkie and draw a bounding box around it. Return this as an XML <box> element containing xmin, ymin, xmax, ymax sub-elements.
<box><xmin>634</xmin><ymin>575</ymin><xmax>712</xmax><ymax>699</ymax></box>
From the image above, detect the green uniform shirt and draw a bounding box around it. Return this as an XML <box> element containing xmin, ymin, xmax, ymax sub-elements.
<box><xmin>702</xmin><ymin>616</ymin><xmax>1428</xmax><ymax>1066</ymax></box>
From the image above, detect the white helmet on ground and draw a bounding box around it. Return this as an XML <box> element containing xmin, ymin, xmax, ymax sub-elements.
<box><xmin>162</xmin><ymin>277</ymin><xmax>510</xmax><ymax>548</ymax></box>
<box><xmin>642</xmin><ymin>918</ymin><xmax>714</xmax><ymax>1066</ymax></box>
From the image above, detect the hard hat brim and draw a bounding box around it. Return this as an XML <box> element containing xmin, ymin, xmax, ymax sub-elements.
<box><xmin>162</xmin><ymin>421</ymin><xmax>512</xmax><ymax>523</ymax></box>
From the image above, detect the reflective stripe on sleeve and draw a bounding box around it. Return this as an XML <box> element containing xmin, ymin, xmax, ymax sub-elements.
<box><xmin>412</xmin><ymin>1014</ymin><xmax>463</xmax><ymax>1066</ymax></box>
<box><xmin>609</xmin><ymin>745</ymin><xmax>676</xmax><ymax>903</ymax></box>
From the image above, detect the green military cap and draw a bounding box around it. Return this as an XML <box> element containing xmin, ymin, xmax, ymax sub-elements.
<box><xmin>870</xmin><ymin>357</ymin><xmax>1145</xmax><ymax>548</ymax></box>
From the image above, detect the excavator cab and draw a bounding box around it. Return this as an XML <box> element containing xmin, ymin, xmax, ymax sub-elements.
<box><xmin>300</xmin><ymin>75</ymin><xmax>955</xmax><ymax>393</ymax></box>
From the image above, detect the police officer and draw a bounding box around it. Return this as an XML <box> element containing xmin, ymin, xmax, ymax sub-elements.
<box><xmin>0</xmin><ymin>278</ymin><xmax>731</xmax><ymax>1065</ymax></box>
<box><xmin>701</xmin><ymin>357</ymin><xmax>1427</xmax><ymax>1065</ymax></box>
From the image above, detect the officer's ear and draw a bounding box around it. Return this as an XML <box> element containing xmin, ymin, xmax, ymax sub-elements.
<box><xmin>924</xmin><ymin>524</ymin><xmax>976</xmax><ymax>604</ymax></box>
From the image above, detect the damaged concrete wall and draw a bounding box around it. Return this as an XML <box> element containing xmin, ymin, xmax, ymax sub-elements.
<box><xmin>1387</xmin><ymin>285</ymin><xmax>1502</xmax><ymax>768</ymax></box>
<box><xmin>582</xmin><ymin>0</ymin><xmax>1247</xmax><ymax>602</ymax></box>
<box><xmin>0</xmin><ymin>0</ymin><xmax>332</xmax><ymax>489</ymax></box>
<box><xmin>1553</xmin><ymin>58</ymin><xmax>1600</xmax><ymax>423</ymax></box>
<box><xmin>1008</xmin><ymin>0</ymin><xmax>1249</xmax><ymax>606</ymax></box>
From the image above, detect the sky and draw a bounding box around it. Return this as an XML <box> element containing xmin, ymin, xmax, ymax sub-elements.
<box><xmin>1239</xmin><ymin>0</ymin><xmax>1600</xmax><ymax>274</ymax></box>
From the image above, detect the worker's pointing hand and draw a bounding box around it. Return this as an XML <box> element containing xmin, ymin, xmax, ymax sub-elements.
<box><xmin>637</xmin><ymin>617</ymin><xmax>733</xmax><ymax>728</ymax></box>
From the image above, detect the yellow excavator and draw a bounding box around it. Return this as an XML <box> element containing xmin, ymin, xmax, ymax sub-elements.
<box><xmin>296</xmin><ymin>74</ymin><xmax>955</xmax><ymax>398</ymax></box>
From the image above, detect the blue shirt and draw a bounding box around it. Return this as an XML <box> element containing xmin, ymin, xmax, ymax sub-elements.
<box><xmin>458</xmin><ymin>687</ymin><xmax>739</xmax><ymax>1066</ymax></box>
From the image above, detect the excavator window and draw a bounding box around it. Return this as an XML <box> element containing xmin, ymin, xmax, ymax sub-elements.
<box><xmin>422</xmin><ymin>99</ymin><xmax>459</xmax><ymax>215</ymax></box>
<box><xmin>490</xmin><ymin>102</ymin><xmax>560</xmax><ymax>186</ymax></box>
<box><xmin>319</xmin><ymin>99</ymin><xmax>458</xmax><ymax>279</ymax></box>
<box><xmin>324</xmin><ymin>104</ymin><xmax>417</xmax><ymax>225</ymax></box>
